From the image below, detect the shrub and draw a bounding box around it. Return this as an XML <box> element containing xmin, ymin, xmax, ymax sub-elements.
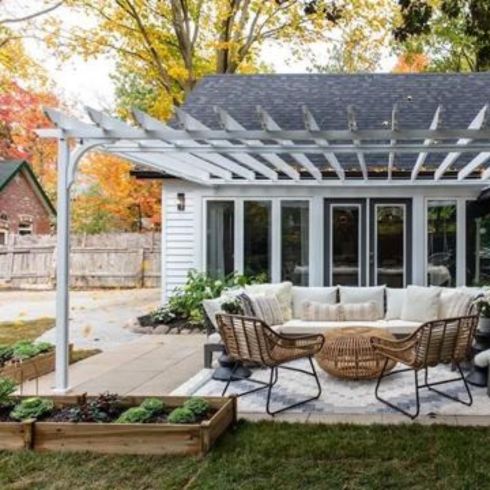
<box><xmin>64</xmin><ymin>393</ymin><xmax>121</xmax><ymax>423</ymax></box>
<box><xmin>0</xmin><ymin>345</ymin><xmax>13</xmax><ymax>365</ymax></box>
<box><xmin>150</xmin><ymin>307</ymin><xmax>175</xmax><ymax>325</ymax></box>
<box><xmin>167</xmin><ymin>407</ymin><xmax>196</xmax><ymax>424</ymax></box>
<box><xmin>116</xmin><ymin>407</ymin><xmax>152</xmax><ymax>424</ymax></box>
<box><xmin>140</xmin><ymin>398</ymin><xmax>165</xmax><ymax>416</ymax></box>
<box><xmin>183</xmin><ymin>397</ymin><xmax>209</xmax><ymax>418</ymax></box>
<box><xmin>10</xmin><ymin>397</ymin><xmax>54</xmax><ymax>421</ymax></box>
<box><xmin>11</xmin><ymin>341</ymin><xmax>54</xmax><ymax>361</ymax></box>
<box><xmin>0</xmin><ymin>378</ymin><xmax>16</xmax><ymax>407</ymax></box>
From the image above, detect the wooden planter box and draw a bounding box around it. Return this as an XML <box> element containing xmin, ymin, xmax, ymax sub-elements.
<box><xmin>0</xmin><ymin>395</ymin><xmax>236</xmax><ymax>456</ymax></box>
<box><xmin>0</xmin><ymin>345</ymin><xmax>73</xmax><ymax>384</ymax></box>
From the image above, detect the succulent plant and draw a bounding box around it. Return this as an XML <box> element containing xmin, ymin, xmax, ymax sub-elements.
<box><xmin>167</xmin><ymin>407</ymin><xmax>196</xmax><ymax>424</ymax></box>
<box><xmin>116</xmin><ymin>407</ymin><xmax>152</xmax><ymax>424</ymax></box>
<box><xmin>140</xmin><ymin>398</ymin><xmax>165</xmax><ymax>416</ymax></box>
<box><xmin>183</xmin><ymin>397</ymin><xmax>209</xmax><ymax>417</ymax></box>
<box><xmin>10</xmin><ymin>397</ymin><xmax>54</xmax><ymax>421</ymax></box>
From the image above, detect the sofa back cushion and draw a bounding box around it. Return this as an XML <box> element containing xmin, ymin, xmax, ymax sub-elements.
<box><xmin>400</xmin><ymin>286</ymin><xmax>440</xmax><ymax>323</ymax></box>
<box><xmin>385</xmin><ymin>288</ymin><xmax>406</xmax><ymax>320</ymax></box>
<box><xmin>439</xmin><ymin>288</ymin><xmax>474</xmax><ymax>319</ymax></box>
<box><xmin>245</xmin><ymin>282</ymin><xmax>293</xmax><ymax>321</ymax></box>
<box><xmin>292</xmin><ymin>286</ymin><xmax>337</xmax><ymax>318</ymax></box>
<box><xmin>342</xmin><ymin>301</ymin><xmax>381</xmax><ymax>321</ymax></box>
<box><xmin>339</xmin><ymin>286</ymin><xmax>385</xmax><ymax>319</ymax></box>
<box><xmin>301</xmin><ymin>302</ymin><xmax>342</xmax><ymax>321</ymax></box>
<box><xmin>248</xmin><ymin>294</ymin><xmax>285</xmax><ymax>326</ymax></box>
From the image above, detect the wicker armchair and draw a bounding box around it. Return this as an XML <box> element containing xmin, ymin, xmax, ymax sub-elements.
<box><xmin>371</xmin><ymin>314</ymin><xmax>478</xmax><ymax>419</ymax></box>
<box><xmin>215</xmin><ymin>313</ymin><xmax>324</xmax><ymax>416</ymax></box>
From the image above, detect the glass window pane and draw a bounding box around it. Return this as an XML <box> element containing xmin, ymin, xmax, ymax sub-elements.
<box><xmin>466</xmin><ymin>201</ymin><xmax>490</xmax><ymax>286</ymax></box>
<box><xmin>332</xmin><ymin>206</ymin><xmax>359</xmax><ymax>286</ymax></box>
<box><xmin>244</xmin><ymin>201</ymin><xmax>271</xmax><ymax>280</ymax></box>
<box><xmin>376</xmin><ymin>205</ymin><xmax>404</xmax><ymax>287</ymax></box>
<box><xmin>206</xmin><ymin>201</ymin><xmax>234</xmax><ymax>278</ymax></box>
<box><xmin>427</xmin><ymin>200</ymin><xmax>457</xmax><ymax>287</ymax></box>
<box><xmin>281</xmin><ymin>201</ymin><xmax>309</xmax><ymax>286</ymax></box>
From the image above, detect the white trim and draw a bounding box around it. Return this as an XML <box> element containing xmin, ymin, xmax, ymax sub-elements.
<box><xmin>456</xmin><ymin>198</ymin><xmax>466</xmax><ymax>286</ymax></box>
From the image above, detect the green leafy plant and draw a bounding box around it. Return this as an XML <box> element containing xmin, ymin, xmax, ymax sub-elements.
<box><xmin>0</xmin><ymin>378</ymin><xmax>16</xmax><ymax>407</ymax></box>
<box><xmin>150</xmin><ymin>307</ymin><xmax>175</xmax><ymax>325</ymax></box>
<box><xmin>116</xmin><ymin>406</ymin><xmax>152</xmax><ymax>424</ymax></box>
<box><xmin>10</xmin><ymin>397</ymin><xmax>54</xmax><ymax>421</ymax></box>
<box><xmin>140</xmin><ymin>398</ymin><xmax>165</xmax><ymax>416</ymax></box>
<box><xmin>183</xmin><ymin>397</ymin><xmax>209</xmax><ymax>418</ymax></box>
<box><xmin>64</xmin><ymin>393</ymin><xmax>121</xmax><ymax>423</ymax></box>
<box><xmin>220</xmin><ymin>298</ymin><xmax>243</xmax><ymax>315</ymax></box>
<box><xmin>0</xmin><ymin>345</ymin><xmax>13</xmax><ymax>366</ymax></box>
<box><xmin>167</xmin><ymin>407</ymin><xmax>196</xmax><ymax>424</ymax></box>
<box><xmin>11</xmin><ymin>340</ymin><xmax>54</xmax><ymax>361</ymax></box>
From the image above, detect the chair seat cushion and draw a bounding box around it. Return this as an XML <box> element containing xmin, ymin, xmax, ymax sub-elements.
<box><xmin>277</xmin><ymin>319</ymin><xmax>421</xmax><ymax>336</ymax></box>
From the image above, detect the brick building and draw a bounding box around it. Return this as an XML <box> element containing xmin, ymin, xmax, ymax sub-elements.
<box><xmin>0</xmin><ymin>161</ymin><xmax>55</xmax><ymax>244</ymax></box>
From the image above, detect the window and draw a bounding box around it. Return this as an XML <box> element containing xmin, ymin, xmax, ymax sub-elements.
<box><xmin>427</xmin><ymin>200</ymin><xmax>457</xmax><ymax>287</ymax></box>
<box><xmin>0</xmin><ymin>231</ymin><xmax>6</xmax><ymax>246</ymax></box>
<box><xmin>281</xmin><ymin>201</ymin><xmax>309</xmax><ymax>285</ymax></box>
<box><xmin>466</xmin><ymin>200</ymin><xmax>490</xmax><ymax>286</ymax></box>
<box><xmin>18</xmin><ymin>215</ymin><xmax>33</xmax><ymax>236</ymax></box>
<box><xmin>244</xmin><ymin>201</ymin><xmax>271</xmax><ymax>280</ymax></box>
<box><xmin>206</xmin><ymin>201</ymin><xmax>234</xmax><ymax>278</ymax></box>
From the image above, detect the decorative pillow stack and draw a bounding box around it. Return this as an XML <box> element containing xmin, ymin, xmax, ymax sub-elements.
<box><xmin>338</xmin><ymin>286</ymin><xmax>385</xmax><ymax>320</ymax></box>
<box><xmin>291</xmin><ymin>286</ymin><xmax>338</xmax><ymax>318</ymax></box>
<box><xmin>246</xmin><ymin>294</ymin><xmax>284</xmax><ymax>326</ymax></box>
<box><xmin>400</xmin><ymin>286</ymin><xmax>440</xmax><ymax>322</ymax></box>
<box><xmin>301</xmin><ymin>300</ymin><xmax>380</xmax><ymax>322</ymax></box>
<box><xmin>245</xmin><ymin>282</ymin><xmax>293</xmax><ymax>321</ymax></box>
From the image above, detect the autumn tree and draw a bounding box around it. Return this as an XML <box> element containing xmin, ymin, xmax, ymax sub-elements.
<box><xmin>41</xmin><ymin>0</ymin><xmax>395</xmax><ymax>119</ymax></box>
<box><xmin>393</xmin><ymin>51</ymin><xmax>429</xmax><ymax>73</ymax></box>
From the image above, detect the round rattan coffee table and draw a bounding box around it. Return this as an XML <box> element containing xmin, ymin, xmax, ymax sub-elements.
<box><xmin>315</xmin><ymin>327</ymin><xmax>396</xmax><ymax>380</ymax></box>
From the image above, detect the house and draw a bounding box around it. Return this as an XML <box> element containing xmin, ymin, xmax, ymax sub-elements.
<box><xmin>133</xmin><ymin>73</ymin><xmax>490</xmax><ymax>300</ymax></box>
<box><xmin>0</xmin><ymin>161</ymin><xmax>55</xmax><ymax>244</ymax></box>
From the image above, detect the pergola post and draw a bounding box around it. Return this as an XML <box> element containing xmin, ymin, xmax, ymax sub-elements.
<box><xmin>54</xmin><ymin>138</ymin><xmax>71</xmax><ymax>392</ymax></box>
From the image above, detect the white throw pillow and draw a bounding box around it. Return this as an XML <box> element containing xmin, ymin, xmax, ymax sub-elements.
<box><xmin>342</xmin><ymin>301</ymin><xmax>381</xmax><ymax>321</ymax></box>
<box><xmin>248</xmin><ymin>294</ymin><xmax>284</xmax><ymax>326</ymax></box>
<box><xmin>400</xmin><ymin>286</ymin><xmax>441</xmax><ymax>323</ymax></box>
<box><xmin>339</xmin><ymin>286</ymin><xmax>385</xmax><ymax>319</ymax></box>
<box><xmin>385</xmin><ymin>288</ymin><xmax>406</xmax><ymax>320</ymax></box>
<box><xmin>438</xmin><ymin>288</ymin><xmax>474</xmax><ymax>319</ymax></box>
<box><xmin>291</xmin><ymin>286</ymin><xmax>337</xmax><ymax>318</ymax></box>
<box><xmin>301</xmin><ymin>301</ymin><xmax>342</xmax><ymax>321</ymax></box>
<box><xmin>245</xmin><ymin>282</ymin><xmax>293</xmax><ymax>321</ymax></box>
<box><xmin>202</xmin><ymin>297</ymin><xmax>224</xmax><ymax>330</ymax></box>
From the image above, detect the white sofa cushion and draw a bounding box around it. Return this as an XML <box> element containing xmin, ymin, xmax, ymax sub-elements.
<box><xmin>292</xmin><ymin>286</ymin><xmax>337</xmax><ymax>318</ymax></box>
<box><xmin>400</xmin><ymin>286</ymin><xmax>440</xmax><ymax>323</ymax></box>
<box><xmin>301</xmin><ymin>302</ymin><xmax>342</xmax><ymax>321</ymax></box>
<box><xmin>342</xmin><ymin>301</ymin><xmax>381</xmax><ymax>321</ymax></box>
<box><xmin>202</xmin><ymin>297</ymin><xmax>225</xmax><ymax>330</ymax></box>
<box><xmin>339</xmin><ymin>286</ymin><xmax>385</xmax><ymax>319</ymax></box>
<box><xmin>278</xmin><ymin>319</ymin><xmax>421</xmax><ymax>336</ymax></box>
<box><xmin>438</xmin><ymin>288</ymin><xmax>474</xmax><ymax>319</ymax></box>
<box><xmin>385</xmin><ymin>288</ymin><xmax>406</xmax><ymax>320</ymax></box>
<box><xmin>245</xmin><ymin>282</ymin><xmax>293</xmax><ymax>321</ymax></box>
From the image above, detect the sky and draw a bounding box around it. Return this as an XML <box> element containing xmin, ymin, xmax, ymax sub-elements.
<box><xmin>4</xmin><ymin>0</ymin><xmax>396</xmax><ymax>110</ymax></box>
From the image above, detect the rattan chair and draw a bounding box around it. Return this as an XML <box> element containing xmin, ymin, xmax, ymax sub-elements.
<box><xmin>371</xmin><ymin>314</ymin><xmax>478</xmax><ymax>419</ymax></box>
<box><xmin>215</xmin><ymin>313</ymin><xmax>324</xmax><ymax>416</ymax></box>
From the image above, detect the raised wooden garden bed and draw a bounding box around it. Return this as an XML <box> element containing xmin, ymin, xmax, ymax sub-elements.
<box><xmin>0</xmin><ymin>345</ymin><xmax>73</xmax><ymax>384</ymax></box>
<box><xmin>0</xmin><ymin>395</ymin><xmax>236</xmax><ymax>456</ymax></box>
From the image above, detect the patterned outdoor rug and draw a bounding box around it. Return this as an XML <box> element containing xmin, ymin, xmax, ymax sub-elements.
<box><xmin>172</xmin><ymin>359</ymin><xmax>490</xmax><ymax>416</ymax></box>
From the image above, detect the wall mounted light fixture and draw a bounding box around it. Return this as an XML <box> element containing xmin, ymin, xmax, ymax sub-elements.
<box><xmin>177</xmin><ymin>193</ymin><xmax>186</xmax><ymax>211</ymax></box>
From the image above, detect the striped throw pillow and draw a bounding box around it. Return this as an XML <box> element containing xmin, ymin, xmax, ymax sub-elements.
<box><xmin>248</xmin><ymin>294</ymin><xmax>284</xmax><ymax>326</ymax></box>
<box><xmin>439</xmin><ymin>290</ymin><xmax>474</xmax><ymax>319</ymax></box>
<box><xmin>301</xmin><ymin>301</ymin><xmax>343</xmax><ymax>321</ymax></box>
<box><xmin>341</xmin><ymin>301</ymin><xmax>380</xmax><ymax>321</ymax></box>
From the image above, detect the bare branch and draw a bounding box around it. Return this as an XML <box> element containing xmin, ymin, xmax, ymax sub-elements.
<box><xmin>0</xmin><ymin>1</ymin><xmax>64</xmax><ymax>25</ymax></box>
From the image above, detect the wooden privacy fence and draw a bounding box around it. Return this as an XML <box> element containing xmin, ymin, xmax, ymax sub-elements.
<box><xmin>0</xmin><ymin>233</ymin><xmax>161</xmax><ymax>289</ymax></box>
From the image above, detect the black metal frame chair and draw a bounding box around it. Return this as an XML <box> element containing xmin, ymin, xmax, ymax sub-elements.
<box><xmin>372</xmin><ymin>314</ymin><xmax>478</xmax><ymax>419</ymax></box>
<box><xmin>216</xmin><ymin>314</ymin><xmax>324</xmax><ymax>416</ymax></box>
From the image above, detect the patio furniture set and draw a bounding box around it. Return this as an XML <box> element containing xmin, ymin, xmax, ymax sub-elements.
<box><xmin>204</xmin><ymin>283</ymin><xmax>480</xmax><ymax>419</ymax></box>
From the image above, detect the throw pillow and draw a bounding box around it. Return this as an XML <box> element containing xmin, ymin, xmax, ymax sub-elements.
<box><xmin>339</xmin><ymin>286</ymin><xmax>385</xmax><ymax>319</ymax></box>
<box><xmin>342</xmin><ymin>301</ymin><xmax>380</xmax><ymax>321</ymax></box>
<box><xmin>385</xmin><ymin>288</ymin><xmax>406</xmax><ymax>320</ymax></box>
<box><xmin>245</xmin><ymin>282</ymin><xmax>293</xmax><ymax>321</ymax></box>
<box><xmin>301</xmin><ymin>301</ymin><xmax>343</xmax><ymax>321</ymax></box>
<box><xmin>400</xmin><ymin>286</ymin><xmax>441</xmax><ymax>323</ymax></box>
<box><xmin>291</xmin><ymin>286</ymin><xmax>337</xmax><ymax>318</ymax></box>
<box><xmin>439</xmin><ymin>289</ymin><xmax>474</xmax><ymax>319</ymax></box>
<box><xmin>248</xmin><ymin>294</ymin><xmax>284</xmax><ymax>326</ymax></box>
<box><xmin>236</xmin><ymin>292</ymin><xmax>256</xmax><ymax>317</ymax></box>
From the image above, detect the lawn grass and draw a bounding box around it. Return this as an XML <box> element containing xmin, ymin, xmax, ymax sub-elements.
<box><xmin>0</xmin><ymin>421</ymin><xmax>489</xmax><ymax>489</ymax></box>
<box><xmin>0</xmin><ymin>318</ymin><xmax>101</xmax><ymax>363</ymax></box>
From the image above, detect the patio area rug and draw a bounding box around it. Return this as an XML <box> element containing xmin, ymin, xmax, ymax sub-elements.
<box><xmin>172</xmin><ymin>360</ymin><xmax>490</xmax><ymax>416</ymax></box>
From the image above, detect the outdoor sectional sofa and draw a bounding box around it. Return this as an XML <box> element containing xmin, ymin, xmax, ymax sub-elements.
<box><xmin>203</xmin><ymin>283</ymin><xmax>479</xmax><ymax>367</ymax></box>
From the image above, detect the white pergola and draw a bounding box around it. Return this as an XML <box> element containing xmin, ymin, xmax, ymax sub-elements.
<box><xmin>38</xmin><ymin>103</ymin><xmax>490</xmax><ymax>392</ymax></box>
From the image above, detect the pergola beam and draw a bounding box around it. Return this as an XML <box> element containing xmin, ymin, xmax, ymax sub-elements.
<box><xmin>302</xmin><ymin>105</ymin><xmax>345</xmax><ymax>180</ymax></box>
<box><xmin>434</xmin><ymin>104</ymin><xmax>488</xmax><ymax>180</ymax></box>
<box><xmin>257</xmin><ymin>106</ymin><xmax>321</xmax><ymax>181</ymax></box>
<box><xmin>347</xmin><ymin>105</ymin><xmax>368</xmax><ymax>180</ymax></box>
<box><xmin>458</xmin><ymin>152</ymin><xmax>490</xmax><ymax>180</ymax></box>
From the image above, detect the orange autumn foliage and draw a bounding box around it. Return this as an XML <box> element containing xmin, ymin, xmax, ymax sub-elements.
<box><xmin>393</xmin><ymin>53</ymin><xmax>429</xmax><ymax>73</ymax></box>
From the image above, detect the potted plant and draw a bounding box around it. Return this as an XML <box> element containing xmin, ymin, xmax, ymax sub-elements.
<box><xmin>474</xmin><ymin>292</ymin><xmax>490</xmax><ymax>332</ymax></box>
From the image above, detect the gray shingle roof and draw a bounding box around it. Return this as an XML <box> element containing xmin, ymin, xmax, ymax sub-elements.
<box><xmin>177</xmin><ymin>73</ymin><xmax>490</xmax><ymax>172</ymax></box>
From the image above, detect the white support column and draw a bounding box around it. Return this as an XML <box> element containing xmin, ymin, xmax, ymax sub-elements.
<box><xmin>412</xmin><ymin>195</ymin><xmax>425</xmax><ymax>285</ymax></box>
<box><xmin>456</xmin><ymin>198</ymin><xmax>466</xmax><ymax>286</ymax></box>
<box><xmin>271</xmin><ymin>199</ymin><xmax>281</xmax><ymax>282</ymax></box>
<box><xmin>54</xmin><ymin>138</ymin><xmax>71</xmax><ymax>392</ymax></box>
<box><xmin>161</xmin><ymin>185</ymin><xmax>167</xmax><ymax>304</ymax></box>
<box><xmin>310</xmin><ymin>195</ymin><xmax>324</xmax><ymax>286</ymax></box>
<box><xmin>235</xmin><ymin>199</ymin><xmax>244</xmax><ymax>275</ymax></box>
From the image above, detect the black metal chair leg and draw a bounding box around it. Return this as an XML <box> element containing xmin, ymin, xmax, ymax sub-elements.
<box><xmin>424</xmin><ymin>363</ymin><xmax>473</xmax><ymax>407</ymax></box>
<box><xmin>266</xmin><ymin>356</ymin><xmax>322</xmax><ymax>417</ymax></box>
<box><xmin>375</xmin><ymin>359</ymin><xmax>420</xmax><ymax>420</ymax></box>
